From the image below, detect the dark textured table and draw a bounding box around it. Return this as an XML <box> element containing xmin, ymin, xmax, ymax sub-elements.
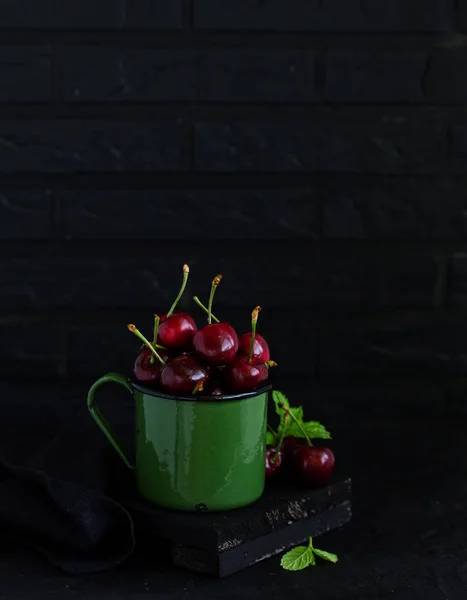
<box><xmin>1</xmin><ymin>382</ymin><xmax>466</xmax><ymax>600</ymax></box>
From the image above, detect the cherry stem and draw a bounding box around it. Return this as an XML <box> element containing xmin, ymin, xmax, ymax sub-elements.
<box><xmin>127</xmin><ymin>324</ymin><xmax>166</xmax><ymax>367</ymax></box>
<box><xmin>274</xmin><ymin>415</ymin><xmax>289</xmax><ymax>455</ymax></box>
<box><xmin>278</xmin><ymin>402</ymin><xmax>313</xmax><ymax>447</ymax></box>
<box><xmin>140</xmin><ymin>342</ymin><xmax>167</xmax><ymax>351</ymax></box>
<box><xmin>150</xmin><ymin>314</ymin><xmax>160</xmax><ymax>365</ymax></box>
<box><xmin>192</xmin><ymin>380</ymin><xmax>204</xmax><ymax>395</ymax></box>
<box><xmin>193</xmin><ymin>296</ymin><xmax>220</xmax><ymax>323</ymax></box>
<box><xmin>207</xmin><ymin>274</ymin><xmax>222</xmax><ymax>325</ymax></box>
<box><xmin>166</xmin><ymin>264</ymin><xmax>190</xmax><ymax>317</ymax></box>
<box><xmin>248</xmin><ymin>306</ymin><xmax>261</xmax><ymax>362</ymax></box>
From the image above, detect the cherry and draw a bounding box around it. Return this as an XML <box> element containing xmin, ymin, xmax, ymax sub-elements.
<box><xmin>127</xmin><ymin>324</ymin><xmax>167</xmax><ymax>383</ymax></box>
<box><xmin>292</xmin><ymin>446</ymin><xmax>335</xmax><ymax>486</ymax></box>
<box><xmin>158</xmin><ymin>311</ymin><xmax>197</xmax><ymax>350</ymax></box>
<box><xmin>238</xmin><ymin>332</ymin><xmax>270</xmax><ymax>362</ymax></box>
<box><xmin>192</xmin><ymin>274</ymin><xmax>239</xmax><ymax>365</ymax></box>
<box><xmin>133</xmin><ymin>349</ymin><xmax>160</xmax><ymax>383</ymax></box>
<box><xmin>274</xmin><ymin>402</ymin><xmax>335</xmax><ymax>487</ymax></box>
<box><xmin>202</xmin><ymin>365</ymin><xmax>227</xmax><ymax>395</ymax></box>
<box><xmin>223</xmin><ymin>307</ymin><xmax>276</xmax><ymax>392</ymax></box>
<box><xmin>133</xmin><ymin>348</ymin><xmax>170</xmax><ymax>384</ymax></box>
<box><xmin>204</xmin><ymin>381</ymin><xmax>225</xmax><ymax>396</ymax></box>
<box><xmin>193</xmin><ymin>322</ymin><xmax>239</xmax><ymax>365</ymax></box>
<box><xmin>281</xmin><ymin>435</ymin><xmax>306</xmax><ymax>464</ymax></box>
<box><xmin>279</xmin><ymin>436</ymin><xmax>306</xmax><ymax>480</ymax></box>
<box><xmin>265</xmin><ymin>445</ymin><xmax>283</xmax><ymax>480</ymax></box>
<box><xmin>224</xmin><ymin>355</ymin><xmax>269</xmax><ymax>392</ymax></box>
<box><xmin>157</xmin><ymin>265</ymin><xmax>198</xmax><ymax>350</ymax></box>
<box><xmin>160</xmin><ymin>354</ymin><xmax>210</xmax><ymax>395</ymax></box>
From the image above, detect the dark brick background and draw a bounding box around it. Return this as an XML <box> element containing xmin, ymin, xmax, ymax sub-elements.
<box><xmin>1</xmin><ymin>0</ymin><xmax>467</xmax><ymax>416</ymax></box>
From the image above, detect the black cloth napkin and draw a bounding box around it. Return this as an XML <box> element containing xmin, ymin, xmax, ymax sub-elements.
<box><xmin>0</xmin><ymin>382</ymin><xmax>137</xmax><ymax>574</ymax></box>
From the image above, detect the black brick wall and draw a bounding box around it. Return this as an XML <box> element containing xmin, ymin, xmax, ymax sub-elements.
<box><xmin>1</xmin><ymin>1</ymin><xmax>467</xmax><ymax>417</ymax></box>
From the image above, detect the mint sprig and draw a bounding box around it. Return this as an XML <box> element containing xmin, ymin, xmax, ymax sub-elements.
<box><xmin>280</xmin><ymin>537</ymin><xmax>338</xmax><ymax>571</ymax></box>
<box><xmin>269</xmin><ymin>390</ymin><xmax>332</xmax><ymax>443</ymax></box>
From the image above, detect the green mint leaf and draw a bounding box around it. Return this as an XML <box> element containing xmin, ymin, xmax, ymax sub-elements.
<box><xmin>313</xmin><ymin>548</ymin><xmax>339</xmax><ymax>564</ymax></box>
<box><xmin>265</xmin><ymin>431</ymin><xmax>276</xmax><ymax>445</ymax></box>
<box><xmin>290</xmin><ymin>405</ymin><xmax>304</xmax><ymax>422</ymax></box>
<box><xmin>280</xmin><ymin>545</ymin><xmax>315</xmax><ymax>571</ymax></box>
<box><xmin>276</xmin><ymin>405</ymin><xmax>303</xmax><ymax>430</ymax></box>
<box><xmin>272</xmin><ymin>390</ymin><xmax>289</xmax><ymax>415</ymax></box>
<box><xmin>286</xmin><ymin>420</ymin><xmax>332</xmax><ymax>440</ymax></box>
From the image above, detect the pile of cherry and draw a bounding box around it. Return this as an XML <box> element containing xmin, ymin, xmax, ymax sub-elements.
<box><xmin>127</xmin><ymin>265</ymin><xmax>276</xmax><ymax>396</ymax></box>
<box><xmin>266</xmin><ymin>436</ymin><xmax>335</xmax><ymax>487</ymax></box>
<box><xmin>265</xmin><ymin>391</ymin><xmax>335</xmax><ymax>487</ymax></box>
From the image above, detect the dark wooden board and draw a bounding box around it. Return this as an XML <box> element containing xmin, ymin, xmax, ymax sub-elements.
<box><xmin>125</xmin><ymin>475</ymin><xmax>352</xmax><ymax>577</ymax></box>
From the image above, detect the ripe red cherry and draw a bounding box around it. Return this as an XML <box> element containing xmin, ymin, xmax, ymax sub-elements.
<box><xmin>133</xmin><ymin>348</ymin><xmax>170</xmax><ymax>384</ymax></box>
<box><xmin>224</xmin><ymin>355</ymin><xmax>269</xmax><ymax>392</ymax></box>
<box><xmin>193</xmin><ymin>322</ymin><xmax>239</xmax><ymax>366</ymax></box>
<box><xmin>292</xmin><ymin>446</ymin><xmax>335</xmax><ymax>486</ymax></box>
<box><xmin>204</xmin><ymin>381</ymin><xmax>225</xmax><ymax>396</ymax></box>
<box><xmin>265</xmin><ymin>445</ymin><xmax>282</xmax><ymax>480</ymax></box>
<box><xmin>160</xmin><ymin>354</ymin><xmax>210</xmax><ymax>395</ymax></box>
<box><xmin>157</xmin><ymin>312</ymin><xmax>197</xmax><ymax>350</ymax></box>
<box><xmin>128</xmin><ymin>324</ymin><xmax>169</xmax><ymax>384</ymax></box>
<box><xmin>192</xmin><ymin>273</ymin><xmax>238</xmax><ymax>365</ymax></box>
<box><xmin>224</xmin><ymin>305</ymin><xmax>275</xmax><ymax>391</ymax></box>
<box><xmin>281</xmin><ymin>436</ymin><xmax>306</xmax><ymax>465</ymax></box>
<box><xmin>238</xmin><ymin>332</ymin><xmax>270</xmax><ymax>362</ymax></box>
<box><xmin>133</xmin><ymin>349</ymin><xmax>160</xmax><ymax>384</ymax></box>
<box><xmin>157</xmin><ymin>264</ymin><xmax>196</xmax><ymax>350</ymax></box>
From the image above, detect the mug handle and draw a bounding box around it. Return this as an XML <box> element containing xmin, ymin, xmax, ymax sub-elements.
<box><xmin>87</xmin><ymin>372</ymin><xmax>135</xmax><ymax>469</ymax></box>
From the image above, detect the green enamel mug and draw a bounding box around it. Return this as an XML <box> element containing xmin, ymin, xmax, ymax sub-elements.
<box><xmin>87</xmin><ymin>373</ymin><xmax>271</xmax><ymax>512</ymax></box>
